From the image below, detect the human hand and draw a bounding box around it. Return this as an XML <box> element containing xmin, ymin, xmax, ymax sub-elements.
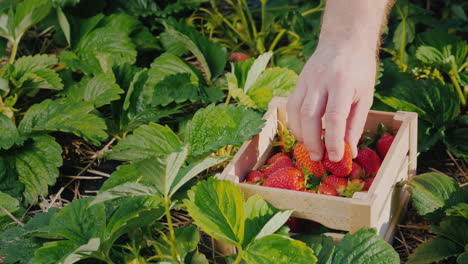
<box><xmin>287</xmin><ymin>41</ymin><xmax>377</xmax><ymax>162</ymax></box>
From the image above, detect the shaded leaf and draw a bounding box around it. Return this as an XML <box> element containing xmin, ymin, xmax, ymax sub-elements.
<box><xmin>152</xmin><ymin>73</ymin><xmax>200</xmax><ymax>106</ymax></box>
<box><xmin>407</xmin><ymin>173</ymin><xmax>464</xmax><ymax>221</ymax></box>
<box><xmin>408</xmin><ymin>236</ymin><xmax>464</xmax><ymax>264</ymax></box>
<box><xmin>430</xmin><ymin>216</ymin><xmax>468</xmax><ymax>247</ymax></box>
<box><xmin>0</xmin><ymin>114</ymin><xmax>24</xmax><ymax>149</ymax></box>
<box><xmin>29</xmin><ymin>238</ymin><xmax>100</xmax><ymax>264</ymax></box>
<box><xmin>0</xmin><ymin>191</ymin><xmax>19</xmax><ymax>216</ymax></box>
<box><xmin>295</xmin><ymin>234</ymin><xmax>335</xmax><ymax>264</ymax></box>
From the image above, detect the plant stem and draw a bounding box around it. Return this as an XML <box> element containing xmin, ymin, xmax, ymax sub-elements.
<box><xmin>449</xmin><ymin>70</ymin><xmax>466</xmax><ymax>106</ymax></box>
<box><xmin>233</xmin><ymin>248</ymin><xmax>243</xmax><ymax>264</ymax></box>
<box><xmin>301</xmin><ymin>7</ymin><xmax>324</xmax><ymax>16</ymax></box>
<box><xmin>225</xmin><ymin>93</ymin><xmax>232</xmax><ymax>106</ymax></box>
<box><xmin>246</xmin><ymin>0</ymin><xmax>258</xmax><ymax>38</ymax></box>
<box><xmin>163</xmin><ymin>198</ymin><xmax>180</xmax><ymax>264</ymax></box>
<box><xmin>9</xmin><ymin>40</ymin><xmax>18</xmax><ymax>64</ymax></box>
<box><xmin>268</xmin><ymin>29</ymin><xmax>286</xmax><ymax>52</ymax></box>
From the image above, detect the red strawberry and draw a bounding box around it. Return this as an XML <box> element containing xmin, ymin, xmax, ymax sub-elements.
<box><xmin>229</xmin><ymin>51</ymin><xmax>251</xmax><ymax>62</ymax></box>
<box><xmin>377</xmin><ymin>134</ymin><xmax>394</xmax><ymax>159</ymax></box>
<box><xmin>322</xmin><ymin>142</ymin><xmax>353</xmax><ymax>177</ymax></box>
<box><xmin>293</xmin><ymin>142</ymin><xmax>326</xmax><ymax>179</ymax></box>
<box><xmin>266</xmin><ymin>152</ymin><xmax>290</xmax><ymax>165</ymax></box>
<box><xmin>363</xmin><ymin>177</ymin><xmax>375</xmax><ymax>191</ymax></box>
<box><xmin>286</xmin><ymin>217</ymin><xmax>306</xmax><ymax>233</ymax></box>
<box><xmin>355</xmin><ymin>148</ymin><xmax>381</xmax><ymax>177</ymax></box>
<box><xmin>260</xmin><ymin>155</ymin><xmax>294</xmax><ymax>177</ymax></box>
<box><xmin>263</xmin><ymin>167</ymin><xmax>305</xmax><ymax>191</ymax></box>
<box><xmin>339</xmin><ymin>179</ymin><xmax>365</xmax><ymax>197</ymax></box>
<box><xmin>321</xmin><ymin>175</ymin><xmax>348</xmax><ymax>190</ymax></box>
<box><xmin>349</xmin><ymin>162</ymin><xmax>365</xmax><ymax>179</ymax></box>
<box><xmin>317</xmin><ymin>184</ymin><xmax>338</xmax><ymax>196</ymax></box>
<box><xmin>245</xmin><ymin>171</ymin><xmax>264</xmax><ymax>183</ymax></box>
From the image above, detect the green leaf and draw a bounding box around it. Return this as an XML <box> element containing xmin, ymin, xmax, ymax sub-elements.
<box><xmin>458</xmin><ymin>251</ymin><xmax>468</xmax><ymax>264</ymax></box>
<box><xmin>183</xmin><ymin>104</ymin><xmax>265</xmax><ymax>158</ymax></box>
<box><xmin>13</xmin><ymin>54</ymin><xmax>57</xmax><ymax>74</ymax></box>
<box><xmin>164</xmin><ymin>20</ymin><xmax>228</xmax><ymax>81</ymax></box>
<box><xmin>103</xmin><ymin>196</ymin><xmax>164</xmax><ymax>251</ymax></box>
<box><xmin>29</xmin><ymin>238</ymin><xmax>100</xmax><ymax>264</ymax></box>
<box><xmin>45</xmin><ymin>198</ymin><xmax>105</xmax><ymax>243</ymax></box>
<box><xmin>226</xmin><ymin>72</ymin><xmax>257</xmax><ymax>109</ymax></box>
<box><xmin>18</xmin><ymin>98</ymin><xmax>107</xmax><ymax>145</ymax></box>
<box><xmin>91</xmin><ymin>182</ymin><xmax>158</xmax><ymax>206</ymax></box>
<box><xmin>247</xmin><ymin>67</ymin><xmax>297</xmax><ymax>110</ymax></box>
<box><xmin>295</xmin><ymin>234</ymin><xmax>335</xmax><ymax>264</ymax></box>
<box><xmin>184</xmin><ymin>178</ymin><xmax>245</xmax><ymax>246</ymax></box>
<box><xmin>99</xmin><ymin>163</ymin><xmax>143</xmax><ymax>192</ymax></box>
<box><xmin>276</xmin><ymin>56</ymin><xmax>304</xmax><ymax>74</ymax></box>
<box><xmin>106</xmin><ymin>123</ymin><xmax>181</xmax><ymax>161</ymax></box>
<box><xmin>0</xmin><ymin>191</ymin><xmax>19</xmax><ymax>216</ymax></box>
<box><xmin>243</xmin><ymin>234</ymin><xmax>316</xmax><ymax>264</ymax></box>
<box><xmin>392</xmin><ymin>18</ymin><xmax>415</xmax><ymax>51</ymax></box>
<box><xmin>0</xmin><ymin>226</ymin><xmax>41</xmax><ymax>264</ymax></box>
<box><xmin>156</xmin><ymin>226</ymin><xmax>200</xmax><ymax>262</ymax></box>
<box><xmin>408</xmin><ymin>236</ymin><xmax>464</xmax><ymax>264</ymax></box>
<box><xmin>243</xmin><ymin>195</ymin><xmax>293</xmax><ymax>247</ymax></box>
<box><xmin>0</xmin><ymin>114</ymin><xmax>24</xmax><ymax>149</ymax></box>
<box><xmin>445</xmin><ymin>127</ymin><xmax>468</xmax><ymax>161</ymax></box>
<box><xmin>244</xmin><ymin>52</ymin><xmax>273</xmax><ymax>93</ymax></box>
<box><xmin>14</xmin><ymin>0</ymin><xmax>52</xmax><ymax>41</ymax></box>
<box><xmin>152</xmin><ymin>73</ymin><xmax>200</xmax><ymax>106</ymax></box>
<box><xmin>56</xmin><ymin>7</ymin><xmax>70</xmax><ymax>45</ymax></box>
<box><xmin>446</xmin><ymin>203</ymin><xmax>468</xmax><ymax>219</ymax></box>
<box><xmin>147</xmin><ymin>53</ymin><xmax>199</xmax><ymax>87</ymax></box>
<box><xmin>233</xmin><ymin>58</ymin><xmax>255</xmax><ymax>89</ymax></box>
<box><xmin>66</xmin><ymin>74</ymin><xmax>123</xmax><ymax>108</ymax></box>
<box><xmin>14</xmin><ymin>135</ymin><xmax>62</xmax><ymax>204</ymax></box>
<box><xmin>333</xmin><ymin>228</ymin><xmax>399</xmax><ymax>264</ymax></box>
<box><xmin>407</xmin><ymin>173</ymin><xmax>465</xmax><ymax>221</ymax></box>
<box><xmin>430</xmin><ymin>216</ymin><xmax>468</xmax><ymax>247</ymax></box>
<box><xmin>113</xmin><ymin>0</ymin><xmax>159</xmax><ymax>17</ymax></box>
<box><xmin>415</xmin><ymin>46</ymin><xmax>445</xmax><ymax>65</ymax></box>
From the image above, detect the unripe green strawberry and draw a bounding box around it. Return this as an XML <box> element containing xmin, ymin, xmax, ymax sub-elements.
<box><xmin>323</xmin><ymin>142</ymin><xmax>353</xmax><ymax>177</ymax></box>
<box><xmin>293</xmin><ymin>142</ymin><xmax>326</xmax><ymax>179</ymax></box>
<box><xmin>263</xmin><ymin>167</ymin><xmax>305</xmax><ymax>191</ymax></box>
<box><xmin>355</xmin><ymin>148</ymin><xmax>381</xmax><ymax>177</ymax></box>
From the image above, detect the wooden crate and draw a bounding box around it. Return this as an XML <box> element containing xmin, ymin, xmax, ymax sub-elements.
<box><xmin>218</xmin><ymin>97</ymin><xmax>417</xmax><ymax>243</ymax></box>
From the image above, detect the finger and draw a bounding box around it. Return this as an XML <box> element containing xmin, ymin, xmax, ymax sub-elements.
<box><xmin>324</xmin><ymin>86</ymin><xmax>353</xmax><ymax>162</ymax></box>
<box><xmin>300</xmin><ymin>87</ymin><xmax>326</xmax><ymax>161</ymax></box>
<box><xmin>287</xmin><ymin>78</ymin><xmax>307</xmax><ymax>142</ymax></box>
<box><xmin>345</xmin><ymin>95</ymin><xmax>374</xmax><ymax>158</ymax></box>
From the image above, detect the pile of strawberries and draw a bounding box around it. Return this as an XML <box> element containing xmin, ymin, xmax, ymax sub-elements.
<box><xmin>244</xmin><ymin>123</ymin><xmax>395</xmax><ymax>198</ymax></box>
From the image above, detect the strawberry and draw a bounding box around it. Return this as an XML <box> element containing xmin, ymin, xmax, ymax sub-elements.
<box><xmin>363</xmin><ymin>177</ymin><xmax>375</xmax><ymax>191</ymax></box>
<box><xmin>322</xmin><ymin>142</ymin><xmax>353</xmax><ymax>177</ymax></box>
<box><xmin>293</xmin><ymin>142</ymin><xmax>327</xmax><ymax>179</ymax></box>
<box><xmin>263</xmin><ymin>167</ymin><xmax>305</xmax><ymax>191</ymax></box>
<box><xmin>349</xmin><ymin>162</ymin><xmax>365</xmax><ymax>179</ymax></box>
<box><xmin>266</xmin><ymin>152</ymin><xmax>290</xmax><ymax>165</ymax></box>
<box><xmin>245</xmin><ymin>171</ymin><xmax>264</xmax><ymax>184</ymax></box>
<box><xmin>286</xmin><ymin>217</ymin><xmax>306</xmax><ymax>233</ymax></box>
<box><xmin>377</xmin><ymin>134</ymin><xmax>394</xmax><ymax>159</ymax></box>
<box><xmin>229</xmin><ymin>51</ymin><xmax>251</xmax><ymax>62</ymax></box>
<box><xmin>317</xmin><ymin>184</ymin><xmax>338</xmax><ymax>196</ymax></box>
<box><xmin>355</xmin><ymin>148</ymin><xmax>381</xmax><ymax>177</ymax></box>
<box><xmin>321</xmin><ymin>175</ymin><xmax>348</xmax><ymax>191</ymax></box>
<box><xmin>260</xmin><ymin>155</ymin><xmax>294</xmax><ymax>177</ymax></box>
<box><xmin>338</xmin><ymin>179</ymin><xmax>365</xmax><ymax>197</ymax></box>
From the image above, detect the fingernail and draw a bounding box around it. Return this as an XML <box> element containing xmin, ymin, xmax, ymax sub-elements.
<box><xmin>328</xmin><ymin>151</ymin><xmax>339</xmax><ymax>162</ymax></box>
<box><xmin>309</xmin><ymin>152</ymin><xmax>321</xmax><ymax>161</ymax></box>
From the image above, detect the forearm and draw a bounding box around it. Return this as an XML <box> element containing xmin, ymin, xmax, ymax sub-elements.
<box><xmin>318</xmin><ymin>0</ymin><xmax>394</xmax><ymax>52</ymax></box>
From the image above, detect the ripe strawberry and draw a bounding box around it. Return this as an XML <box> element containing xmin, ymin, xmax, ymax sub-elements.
<box><xmin>377</xmin><ymin>134</ymin><xmax>394</xmax><ymax>159</ymax></box>
<box><xmin>260</xmin><ymin>155</ymin><xmax>294</xmax><ymax>177</ymax></box>
<box><xmin>355</xmin><ymin>148</ymin><xmax>381</xmax><ymax>177</ymax></box>
<box><xmin>293</xmin><ymin>142</ymin><xmax>326</xmax><ymax>179</ymax></box>
<box><xmin>363</xmin><ymin>177</ymin><xmax>375</xmax><ymax>191</ymax></box>
<box><xmin>321</xmin><ymin>175</ymin><xmax>348</xmax><ymax>190</ymax></box>
<box><xmin>339</xmin><ymin>179</ymin><xmax>365</xmax><ymax>197</ymax></box>
<box><xmin>245</xmin><ymin>171</ymin><xmax>264</xmax><ymax>184</ymax></box>
<box><xmin>317</xmin><ymin>184</ymin><xmax>338</xmax><ymax>196</ymax></box>
<box><xmin>263</xmin><ymin>167</ymin><xmax>305</xmax><ymax>191</ymax></box>
<box><xmin>349</xmin><ymin>162</ymin><xmax>365</xmax><ymax>179</ymax></box>
<box><xmin>229</xmin><ymin>51</ymin><xmax>251</xmax><ymax>62</ymax></box>
<box><xmin>286</xmin><ymin>217</ymin><xmax>306</xmax><ymax>233</ymax></box>
<box><xmin>266</xmin><ymin>152</ymin><xmax>290</xmax><ymax>165</ymax></box>
<box><xmin>322</xmin><ymin>142</ymin><xmax>353</xmax><ymax>177</ymax></box>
